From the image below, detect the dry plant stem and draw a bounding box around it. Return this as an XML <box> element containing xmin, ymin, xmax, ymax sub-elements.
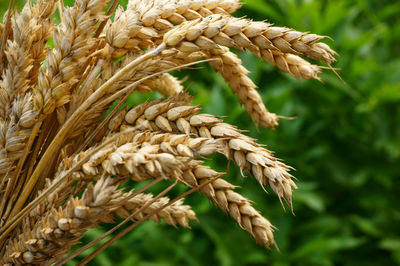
<box><xmin>77</xmin><ymin>175</ymin><xmax>222</xmax><ymax>265</ymax></box>
<box><xmin>26</xmin><ymin>118</ymin><xmax>54</xmax><ymax>180</ymax></box>
<box><xmin>74</xmin><ymin>59</ymin><xmax>145</xmax><ymax>152</ymax></box>
<box><xmin>7</xmin><ymin>44</ymin><xmax>166</xmax><ymax>224</ymax></box>
<box><xmin>55</xmin><ymin>177</ymin><xmax>164</xmax><ymax>265</ymax></box>
<box><xmin>75</xmin><ymin>65</ymin><xmax>165</xmax><ymax>151</ymax></box>
<box><xmin>74</xmin><ymin>84</ymin><xmax>132</xmax><ymax>153</ymax></box>
<box><xmin>10</xmin><ymin>121</ymin><xmax>42</xmax><ymax>190</ymax></box>
<box><xmin>67</xmin><ymin>59</ymin><xmax>106</xmax><ymax>120</ymax></box>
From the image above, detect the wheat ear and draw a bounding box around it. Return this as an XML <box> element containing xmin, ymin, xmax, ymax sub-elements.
<box><xmin>181</xmin><ymin>170</ymin><xmax>276</xmax><ymax>248</ymax></box>
<box><xmin>206</xmin><ymin>47</ymin><xmax>279</xmax><ymax>128</ymax></box>
<box><xmin>164</xmin><ymin>15</ymin><xmax>336</xmax><ymax>63</ymax></box>
<box><xmin>34</xmin><ymin>0</ymin><xmax>107</xmax><ymax>116</ymax></box>
<box><xmin>114</xmin><ymin>192</ymin><xmax>197</xmax><ymax>228</ymax></box>
<box><xmin>164</xmin><ymin>15</ymin><xmax>329</xmax><ymax>79</ymax></box>
<box><xmin>0</xmin><ymin>94</ymin><xmax>38</xmax><ymax>220</ymax></box>
<box><xmin>122</xmin><ymin>95</ymin><xmax>296</xmax><ymax>204</ymax></box>
<box><xmin>107</xmin><ymin>0</ymin><xmax>241</xmax><ymax>58</ymax></box>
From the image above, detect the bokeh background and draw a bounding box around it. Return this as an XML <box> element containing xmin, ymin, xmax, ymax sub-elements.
<box><xmin>2</xmin><ymin>0</ymin><xmax>400</xmax><ymax>265</ymax></box>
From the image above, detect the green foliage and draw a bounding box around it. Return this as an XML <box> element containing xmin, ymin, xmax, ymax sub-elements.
<box><xmin>2</xmin><ymin>0</ymin><xmax>399</xmax><ymax>265</ymax></box>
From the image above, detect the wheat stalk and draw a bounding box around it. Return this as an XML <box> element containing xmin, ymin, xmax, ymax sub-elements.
<box><xmin>0</xmin><ymin>0</ymin><xmax>337</xmax><ymax>263</ymax></box>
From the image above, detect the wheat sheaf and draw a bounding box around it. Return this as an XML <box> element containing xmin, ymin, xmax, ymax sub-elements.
<box><xmin>0</xmin><ymin>0</ymin><xmax>337</xmax><ymax>264</ymax></box>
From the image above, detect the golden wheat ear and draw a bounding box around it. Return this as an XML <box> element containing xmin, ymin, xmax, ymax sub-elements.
<box><xmin>105</xmin><ymin>0</ymin><xmax>336</xmax><ymax>128</ymax></box>
<box><xmin>117</xmin><ymin>95</ymin><xmax>296</xmax><ymax>205</ymax></box>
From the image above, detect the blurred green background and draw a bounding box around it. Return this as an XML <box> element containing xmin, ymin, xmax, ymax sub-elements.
<box><xmin>3</xmin><ymin>0</ymin><xmax>400</xmax><ymax>265</ymax></box>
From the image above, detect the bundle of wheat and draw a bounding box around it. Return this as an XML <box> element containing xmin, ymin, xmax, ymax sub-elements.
<box><xmin>0</xmin><ymin>0</ymin><xmax>336</xmax><ymax>264</ymax></box>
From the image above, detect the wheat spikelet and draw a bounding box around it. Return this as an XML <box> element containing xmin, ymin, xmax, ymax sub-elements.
<box><xmin>127</xmin><ymin>0</ymin><xmax>241</xmax><ymax>17</ymax></box>
<box><xmin>0</xmin><ymin>0</ymin><xmax>57</xmax><ymax>118</ymax></box>
<box><xmin>106</xmin><ymin>9</ymin><xmax>331</xmax><ymax>80</ymax></box>
<box><xmin>111</xmin><ymin>0</ymin><xmax>275</xmax><ymax>126</ymax></box>
<box><xmin>104</xmin><ymin>0</ymin><xmax>325</xmax><ymax>124</ymax></box>
<box><xmin>163</xmin><ymin>15</ymin><xmax>326</xmax><ymax>80</ymax></box>
<box><xmin>146</xmin><ymin>45</ymin><xmax>280</xmax><ymax>128</ymax></box>
<box><xmin>0</xmin><ymin>0</ymin><xmax>50</xmax><ymax>196</ymax></box>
